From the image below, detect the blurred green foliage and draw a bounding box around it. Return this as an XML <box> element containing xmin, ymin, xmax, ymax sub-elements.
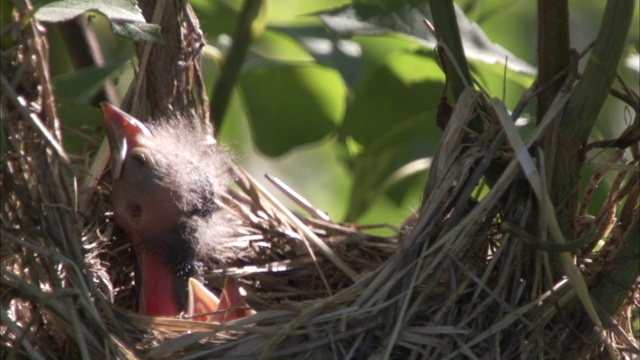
<box><xmin>27</xmin><ymin>0</ymin><xmax>639</xmax><ymax>227</ymax></box>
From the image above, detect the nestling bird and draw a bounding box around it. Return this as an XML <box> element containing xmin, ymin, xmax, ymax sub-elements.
<box><xmin>102</xmin><ymin>102</ymin><xmax>254</xmax><ymax>322</ymax></box>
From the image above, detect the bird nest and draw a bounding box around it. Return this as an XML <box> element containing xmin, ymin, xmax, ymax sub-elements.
<box><xmin>2</xmin><ymin>4</ymin><xmax>639</xmax><ymax>360</ymax></box>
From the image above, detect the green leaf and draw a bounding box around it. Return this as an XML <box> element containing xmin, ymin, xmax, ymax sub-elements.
<box><xmin>456</xmin><ymin>0</ymin><xmax>519</xmax><ymax>25</ymax></box>
<box><xmin>57</xmin><ymin>99</ymin><xmax>103</xmax><ymax>154</ymax></box>
<box><xmin>35</xmin><ymin>0</ymin><xmax>162</xmax><ymax>43</ymax></box>
<box><xmin>111</xmin><ymin>20</ymin><xmax>163</xmax><ymax>43</ymax></box>
<box><xmin>355</xmin><ymin>34</ymin><xmax>422</xmax><ymax>66</ymax></box>
<box><xmin>342</xmin><ymin>48</ymin><xmax>444</xmax><ymax>146</ymax></box>
<box><xmin>52</xmin><ymin>57</ymin><xmax>130</xmax><ymax>103</ymax></box>
<box><xmin>267</xmin><ymin>0</ymin><xmax>350</xmax><ymax>25</ymax></box>
<box><xmin>57</xmin><ymin>99</ymin><xmax>103</xmax><ymax>128</ymax></box>
<box><xmin>35</xmin><ymin>0</ymin><xmax>144</xmax><ymax>23</ymax></box>
<box><xmin>344</xmin><ymin>109</ymin><xmax>438</xmax><ymax>221</ymax></box>
<box><xmin>239</xmin><ymin>63</ymin><xmax>346</xmax><ymax>156</ymax></box>
<box><xmin>317</xmin><ymin>0</ymin><xmax>436</xmax><ymax>39</ymax></box>
<box><xmin>317</xmin><ymin>1</ymin><xmax>535</xmax><ymax>75</ymax></box>
<box><xmin>250</xmin><ymin>29</ymin><xmax>314</xmax><ymax>62</ymax></box>
<box><xmin>340</xmin><ymin>48</ymin><xmax>444</xmax><ymax>220</ymax></box>
<box><xmin>189</xmin><ymin>0</ymin><xmax>240</xmax><ymax>39</ymax></box>
<box><xmin>469</xmin><ymin>60</ymin><xmax>534</xmax><ymax>109</ymax></box>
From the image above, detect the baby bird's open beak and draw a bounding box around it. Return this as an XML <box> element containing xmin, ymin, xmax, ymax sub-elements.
<box><xmin>188</xmin><ymin>277</ymin><xmax>255</xmax><ymax>322</ymax></box>
<box><xmin>101</xmin><ymin>102</ymin><xmax>152</xmax><ymax>180</ymax></box>
<box><xmin>102</xmin><ymin>102</ymin><xmax>254</xmax><ymax>322</ymax></box>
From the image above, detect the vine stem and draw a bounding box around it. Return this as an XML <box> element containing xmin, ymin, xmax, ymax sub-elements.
<box><xmin>550</xmin><ymin>0</ymin><xmax>636</xmax><ymax>241</ymax></box>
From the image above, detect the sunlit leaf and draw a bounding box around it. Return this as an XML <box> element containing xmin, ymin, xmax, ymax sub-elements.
<box><xmin>250</xmin><ymin>29</ymin><xmax>314</xmax><ymax>62</ymax></box>
<box><xmin>342</xmin><ymin>49</ymin><xmax>443</xmax><ymax>146</ymax></box>
<box><xmin>317</xmin><ymin>0</ymin><xmax>535</xmax><ymax>75</ymax></box>
<box><xmin>341</xmin><ymin>48</ymin><xmax>444</xmax><ymax>220</ymax></box>
<box><xmin>189</xmin><ymin>0</ymin><xmax>240</xmax><ymax>38</ymax></box>
<box><xmin>35</xmin><ymin>0</ymin><xmax>162</xmax><ymax>43</ymax></box>
<box><xmin>239</xmin><ymin>63</ymin><xmax>346</xmax><ymax>156</ymax></box>
<box><xmin>35</xmin><ymin>0</ymin><xmax>144</xmax><ymax>22</ymax></box>
<box><xmin>469</xmin><ymin>60</ymin><xmax>534</xmax><ymax>109</ymax></box>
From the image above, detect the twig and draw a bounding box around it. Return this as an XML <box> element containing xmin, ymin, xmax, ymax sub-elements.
<box><xmin>264</xmin><ymin>173</ymin><xmax>331</xmax><ymax>221</ymax></box>
<box><xmin>210</xmin><ymin>0</ymin><xmax>265</xmax><ymax>133</ymax></box>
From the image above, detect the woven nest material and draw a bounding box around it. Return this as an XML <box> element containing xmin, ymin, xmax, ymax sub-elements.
<box><xmin>2</xmin><ymin>3</ymin><xmax>639</xmax><ymax>360</ymax></box>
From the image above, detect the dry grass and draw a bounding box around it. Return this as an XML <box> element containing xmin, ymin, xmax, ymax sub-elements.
<box><xmin>2</xmin><ymin>3</ymin><xmax>639</xmax><ymax>360</ymax></box>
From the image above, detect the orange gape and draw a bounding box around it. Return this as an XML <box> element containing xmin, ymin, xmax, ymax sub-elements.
<box><xmin>102</xmin><ymin>102</ymin><xmax>254</xmax><ymax>322</ymax></box>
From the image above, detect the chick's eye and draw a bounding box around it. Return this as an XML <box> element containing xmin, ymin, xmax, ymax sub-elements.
<box><xmin>132</xmin><ymin>153</ymin><xmax>146</xmax><ymax>167</ymax></box>
<box><xmin>129</xmin><ymin>150</ymin><xmax>149</xmax><ymax>168</ymax></box>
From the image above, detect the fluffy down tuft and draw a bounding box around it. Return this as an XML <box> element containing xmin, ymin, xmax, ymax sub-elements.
<box><xmin>142</xmin><ymin>119</ymin><xmax>241</xmax><ymax>263</ymax></box>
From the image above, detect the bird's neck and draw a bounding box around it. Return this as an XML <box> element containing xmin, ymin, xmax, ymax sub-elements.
<box><xmin>136</xmin><ymin>252</ymin><xmax>186</xmax><ymax>316</ymax></box>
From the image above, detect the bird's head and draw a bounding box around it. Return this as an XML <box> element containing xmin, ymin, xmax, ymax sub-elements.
<box><xmin>101</xmin><ymin>103</ymin><xmax>184</xmax><ymax>254</ymax></box>
<box><xmin>101</xmin><ymin>103</ymin><xmax>247</xmax><ymax>320</ymax></box>
<box><xmin>102</xmin><ymin>103</ymin><xmax>206</xmax><ymax>315</ymax></box>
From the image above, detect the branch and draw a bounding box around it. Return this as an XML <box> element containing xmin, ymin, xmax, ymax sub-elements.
<box><xmin>428</xmin><ymin>0</ymin><xmax>473</xmax><ymax>103</ymax></box>
<box><xmin>536</xmin><ymin>0</ymin><xmax>570</xmax><ymax>122</ymax></box>
<box><xmin>549</xmin><ymin>0</ymin><xmax>636</xmax><ymax>240</ymax></box>
<box><xmin>210</xmin><ymin>0</ymin><xmax>266</xmax><ymax>134</ymax></box>
<box><xmin>561</xmin><ymin>0</ymin><xmax>636</xmax><ymax>142</ymax></box>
